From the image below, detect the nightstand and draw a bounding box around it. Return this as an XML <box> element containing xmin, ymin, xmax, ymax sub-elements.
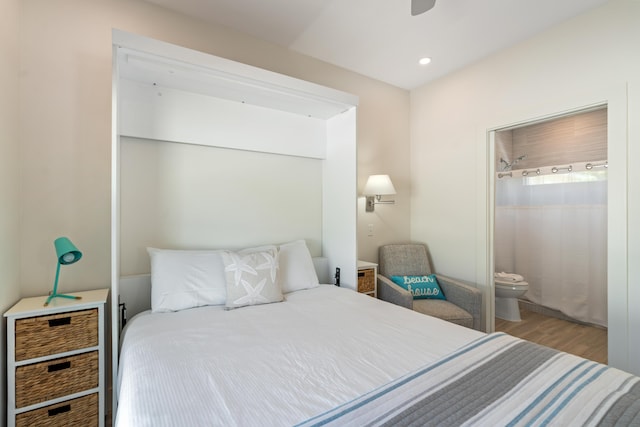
<box><xmin>357</xmin><ymin>260</ymin><xmax>378</xmax><ymax>297</ymax></box>
<box><xmin>4</xmin><ymin>289</ymin><xmax>109</xmax><ymax>427</ymax></box>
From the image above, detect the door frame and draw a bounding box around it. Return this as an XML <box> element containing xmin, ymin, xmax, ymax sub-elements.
<box><xmin>479</xmin><ymin>83</ymin><xmax>632</xmax><ymax>373</ymax></box>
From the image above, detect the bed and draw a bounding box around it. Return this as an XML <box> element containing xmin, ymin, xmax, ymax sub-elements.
<box><xmin>115</xmin><ymin>242</ymin><xmax>640</xmax><ymax>427</ymax></box>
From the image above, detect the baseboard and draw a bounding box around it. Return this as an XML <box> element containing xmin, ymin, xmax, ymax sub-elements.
<box><xmin>518</xmin><ymin>299</ymin><xmax>607</xmax><ymax>330</ymax></box>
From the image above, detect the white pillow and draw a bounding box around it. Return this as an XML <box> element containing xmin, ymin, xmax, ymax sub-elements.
<box><xmin>278</xmin><ymin>240</ymin><xmax>320</xmax><ymax>293</ymax></box>
<box><xmin>222</xmin><ymin>246</ymin><xmax>283</xmax><ymax>309</ymax></box>
<box><xmin>148</xmin><ymin>248</ymin><xmax>226</xmax><ymax>313</ymax></box>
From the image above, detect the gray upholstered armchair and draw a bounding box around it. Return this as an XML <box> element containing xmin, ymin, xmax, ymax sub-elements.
<box><xmin>377</xmin><ymin>244</ymin><xmax>483</xmax><ymax>331</ymax></box>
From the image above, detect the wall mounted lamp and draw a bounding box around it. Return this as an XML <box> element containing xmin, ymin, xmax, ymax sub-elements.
<box><xmin>363</xmin><ymin>174</ymin><xmax>396</xmax><ymax>212</ymax></box>
<box><xmin>45</xmin><ymin>237</ymin><xmax>83</xmax><ymax>306</ymax></box>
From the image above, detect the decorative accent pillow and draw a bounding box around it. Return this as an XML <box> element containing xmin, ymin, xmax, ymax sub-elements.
<box><xmin>390</xmin><ymin>275</ymin><xmax>446</xmax><ymax>300</ymax></box>
<box><xmin>148</xmin><ymin>248</ymin><xmax>227</xmax><ymax>313</ymax></box>
<box><xmin>278</xmin><ymin>240</ymin><xmax>320</xmax><ymax>293</ymax></box>
<box><xmin>222</xmin><ymin>246</ymin><xmax>283</xmax><ymax>309</ymax></box>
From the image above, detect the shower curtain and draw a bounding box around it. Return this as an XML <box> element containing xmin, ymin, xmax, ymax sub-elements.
<box><xmin>495</xmin><ymin>172</ymin><xmax>607</xmax><ymax>327</ymax></box>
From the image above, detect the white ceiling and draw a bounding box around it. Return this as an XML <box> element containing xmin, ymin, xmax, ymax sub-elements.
<box><xmin>140</xmin><ymin>0</ymin><xmax>609</xmax><ymax>90</ymax></box>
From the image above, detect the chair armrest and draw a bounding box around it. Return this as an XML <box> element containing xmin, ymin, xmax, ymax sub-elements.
<box><xmin>377</xmin><ymin>275</ymin><xmax>413</xmax><ymax>309</ymax></box>
<box><xmin>435</xmin><ymin>274</ymin><xmax>483</xmax><ymax>331</ymax></box>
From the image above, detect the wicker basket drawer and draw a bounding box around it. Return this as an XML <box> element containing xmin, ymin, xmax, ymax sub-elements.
<box><xmin>15</xmin><ymin>309</ymin><xmax>98</xmax><ymax>361</ymax></box>
<box><xmin>15</xmin><ymin>351</ymin><xmax>99</xmax><ymax>408</ymax></box>
<box><xmin>357</xmin><ymin>268</ymin><xmax>375</xmax><ymax>293</ymax></box>
<box><xmin>16</xmin><ymin>393</ymin><xmax>98</xmax><ymax>427</ymax></box>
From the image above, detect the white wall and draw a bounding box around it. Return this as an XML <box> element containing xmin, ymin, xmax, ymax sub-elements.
<box><xmin>119</xmin><ymin>138</ymin><xmax>324</xmax><ymax>275</ymax></box>
<box><xmin>17</xmin><ymin>0</ymin><xmax>410</xmax><ymax>302</ymax></box>
<box><xmin>410</xmin><ymin>0</ymin><xmax>640</xmax><ymax>373</ymax></box>
<box><xmin>0</xmin><ymin>0</ymin><xmax>21</xmax><ymax>423</ymax></box>
<box><xmin>357</xmin><ymin>82</ymin><xmax>411</xmax><ymax>262</ymax></box>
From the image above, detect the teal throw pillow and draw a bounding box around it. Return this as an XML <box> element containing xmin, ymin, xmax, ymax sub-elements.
<box><xmin>390</xmin><ymin>275</ymin><xmax>446</xmax><ymax>300</ymax></box>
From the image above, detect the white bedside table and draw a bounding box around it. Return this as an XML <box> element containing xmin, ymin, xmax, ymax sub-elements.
<box><xmin>357</xmin><ymin>260</ymin><xmax>378</xmax><ymax>297</ymax></box>
<box><xmin>4</xmin><ymin>289</ymin><xmax>109</xmax><ymax>427</ymax></box>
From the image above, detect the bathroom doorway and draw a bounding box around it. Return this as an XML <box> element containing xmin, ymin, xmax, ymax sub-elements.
<box><xmin>492</xmin><ymin>106</ymin><xmax>608</xmax><ymax>363</ymax></box>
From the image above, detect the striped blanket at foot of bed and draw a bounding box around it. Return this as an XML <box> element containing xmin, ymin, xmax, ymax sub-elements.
<box><xmin>299</xmin><ymin>332</ymin><xmax>640</xmax><ymax>426</ymax></box>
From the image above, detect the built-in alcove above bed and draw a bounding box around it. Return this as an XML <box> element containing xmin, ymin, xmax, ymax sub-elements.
<box><xmin>111</xmin><ymin>29</ymin><xmax>358</xmax><ymax>416</ymax></box>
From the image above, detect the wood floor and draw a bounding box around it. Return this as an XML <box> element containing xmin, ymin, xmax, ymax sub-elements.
<box><xmin>495</xmin><ymin>308</ymin><xmax>607</xmax><ymax>365</ymax></box>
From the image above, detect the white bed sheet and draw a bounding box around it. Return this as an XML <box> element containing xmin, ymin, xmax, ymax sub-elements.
<box><xmin>116</xmin><ymin>285</ymin><xmax>483</xmax><ymax>427</ymax></box>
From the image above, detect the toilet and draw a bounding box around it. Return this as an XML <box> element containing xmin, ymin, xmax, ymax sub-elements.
<box><xmin>494</xmin><ymin>274</ymin><xmax>529</xmax><ymax>322</ymax></box>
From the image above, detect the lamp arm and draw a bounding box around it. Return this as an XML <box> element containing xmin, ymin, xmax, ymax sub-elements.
<box><xmin>44</xmin><ymin>262</ymin><xmax>62</xmax><ymax>306</ymax></box>
<box><xmin>375</xmin><ymin>195</ymin><xmax>395</xmax><ymax>204</ymax></box>
<box><xmin>52</xmin><ymin>261</ymin><xmax>61</xmax><ymax>296</ymax></box>
<box><xmin>365</xmin><ymin>195</ymin><xmax>396</xmax><ymax>212</ymax></box>
<box><xmin>45</xmin><ymin>260</ymin><xmax>81</xmax><ymax>305</ymax></box>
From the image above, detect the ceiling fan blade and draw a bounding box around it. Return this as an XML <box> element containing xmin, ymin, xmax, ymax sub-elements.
<box><xmin>411</xmin><ymin>0</ymin><xmax>437</xmax><ymax>16</ymax></box>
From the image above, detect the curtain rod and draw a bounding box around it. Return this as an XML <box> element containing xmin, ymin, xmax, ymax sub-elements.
<box><xmin>497</xmin><ymin>160</ymin><xmax>608</xmax><ymax>179</ymax></box>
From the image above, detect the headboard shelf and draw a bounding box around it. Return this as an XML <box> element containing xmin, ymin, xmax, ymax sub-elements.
<box><xmin>115</xmin><ymin>31</ymin><xmax>356</xmax><ymax>120</ymax></box>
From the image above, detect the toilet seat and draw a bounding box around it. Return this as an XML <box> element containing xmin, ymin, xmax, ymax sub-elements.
<box><xmin>495</xmin><ymin>278</ymin><xmax>528</xmax><ymax>289</ymax></box>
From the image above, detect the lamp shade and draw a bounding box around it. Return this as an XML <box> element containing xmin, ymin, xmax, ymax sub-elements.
<box><xmin>363</xmin><ymin>174</ymin><xmax>396</xmax><ymax>196</ymax></box>
<box><xmin>54</xmin><ymin>237</ymin><xmax>82</xmax><ymax>265</ymax></box>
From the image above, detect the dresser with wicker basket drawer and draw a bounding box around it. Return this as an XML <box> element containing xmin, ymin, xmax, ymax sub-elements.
<box><xmin>4</xmin><ymin>289</ymin><xmax>109</xmax><ymax>427</ymax></box>
<box><xmin>357</xmin><ymin>260</ymin><xmax>378</xmax><ymax>297</ymax></box>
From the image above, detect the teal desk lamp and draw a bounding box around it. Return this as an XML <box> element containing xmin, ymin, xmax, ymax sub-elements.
<box><xmin>44</xmin><ymin>237</ymin><xmax>83</xmax><ymax>306</ymax></box>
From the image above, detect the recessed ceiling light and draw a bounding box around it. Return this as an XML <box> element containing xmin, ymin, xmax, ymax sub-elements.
<box><xmin>419</xmin><ymin>57</ymin><xmax>432</xmax><ymax>66</ymax></box>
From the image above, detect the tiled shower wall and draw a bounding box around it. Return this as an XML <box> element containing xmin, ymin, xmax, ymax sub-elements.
<box><xmin>496</xmin><ymin>107</ymin><xmax>607</xmax><ymax>171</ymax></box>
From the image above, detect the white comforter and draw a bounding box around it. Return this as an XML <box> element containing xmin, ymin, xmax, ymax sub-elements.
<box><xmin>116</xmin><ymin>285</ymin><xmax>482</xmax><ymax>427</ymax></box>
